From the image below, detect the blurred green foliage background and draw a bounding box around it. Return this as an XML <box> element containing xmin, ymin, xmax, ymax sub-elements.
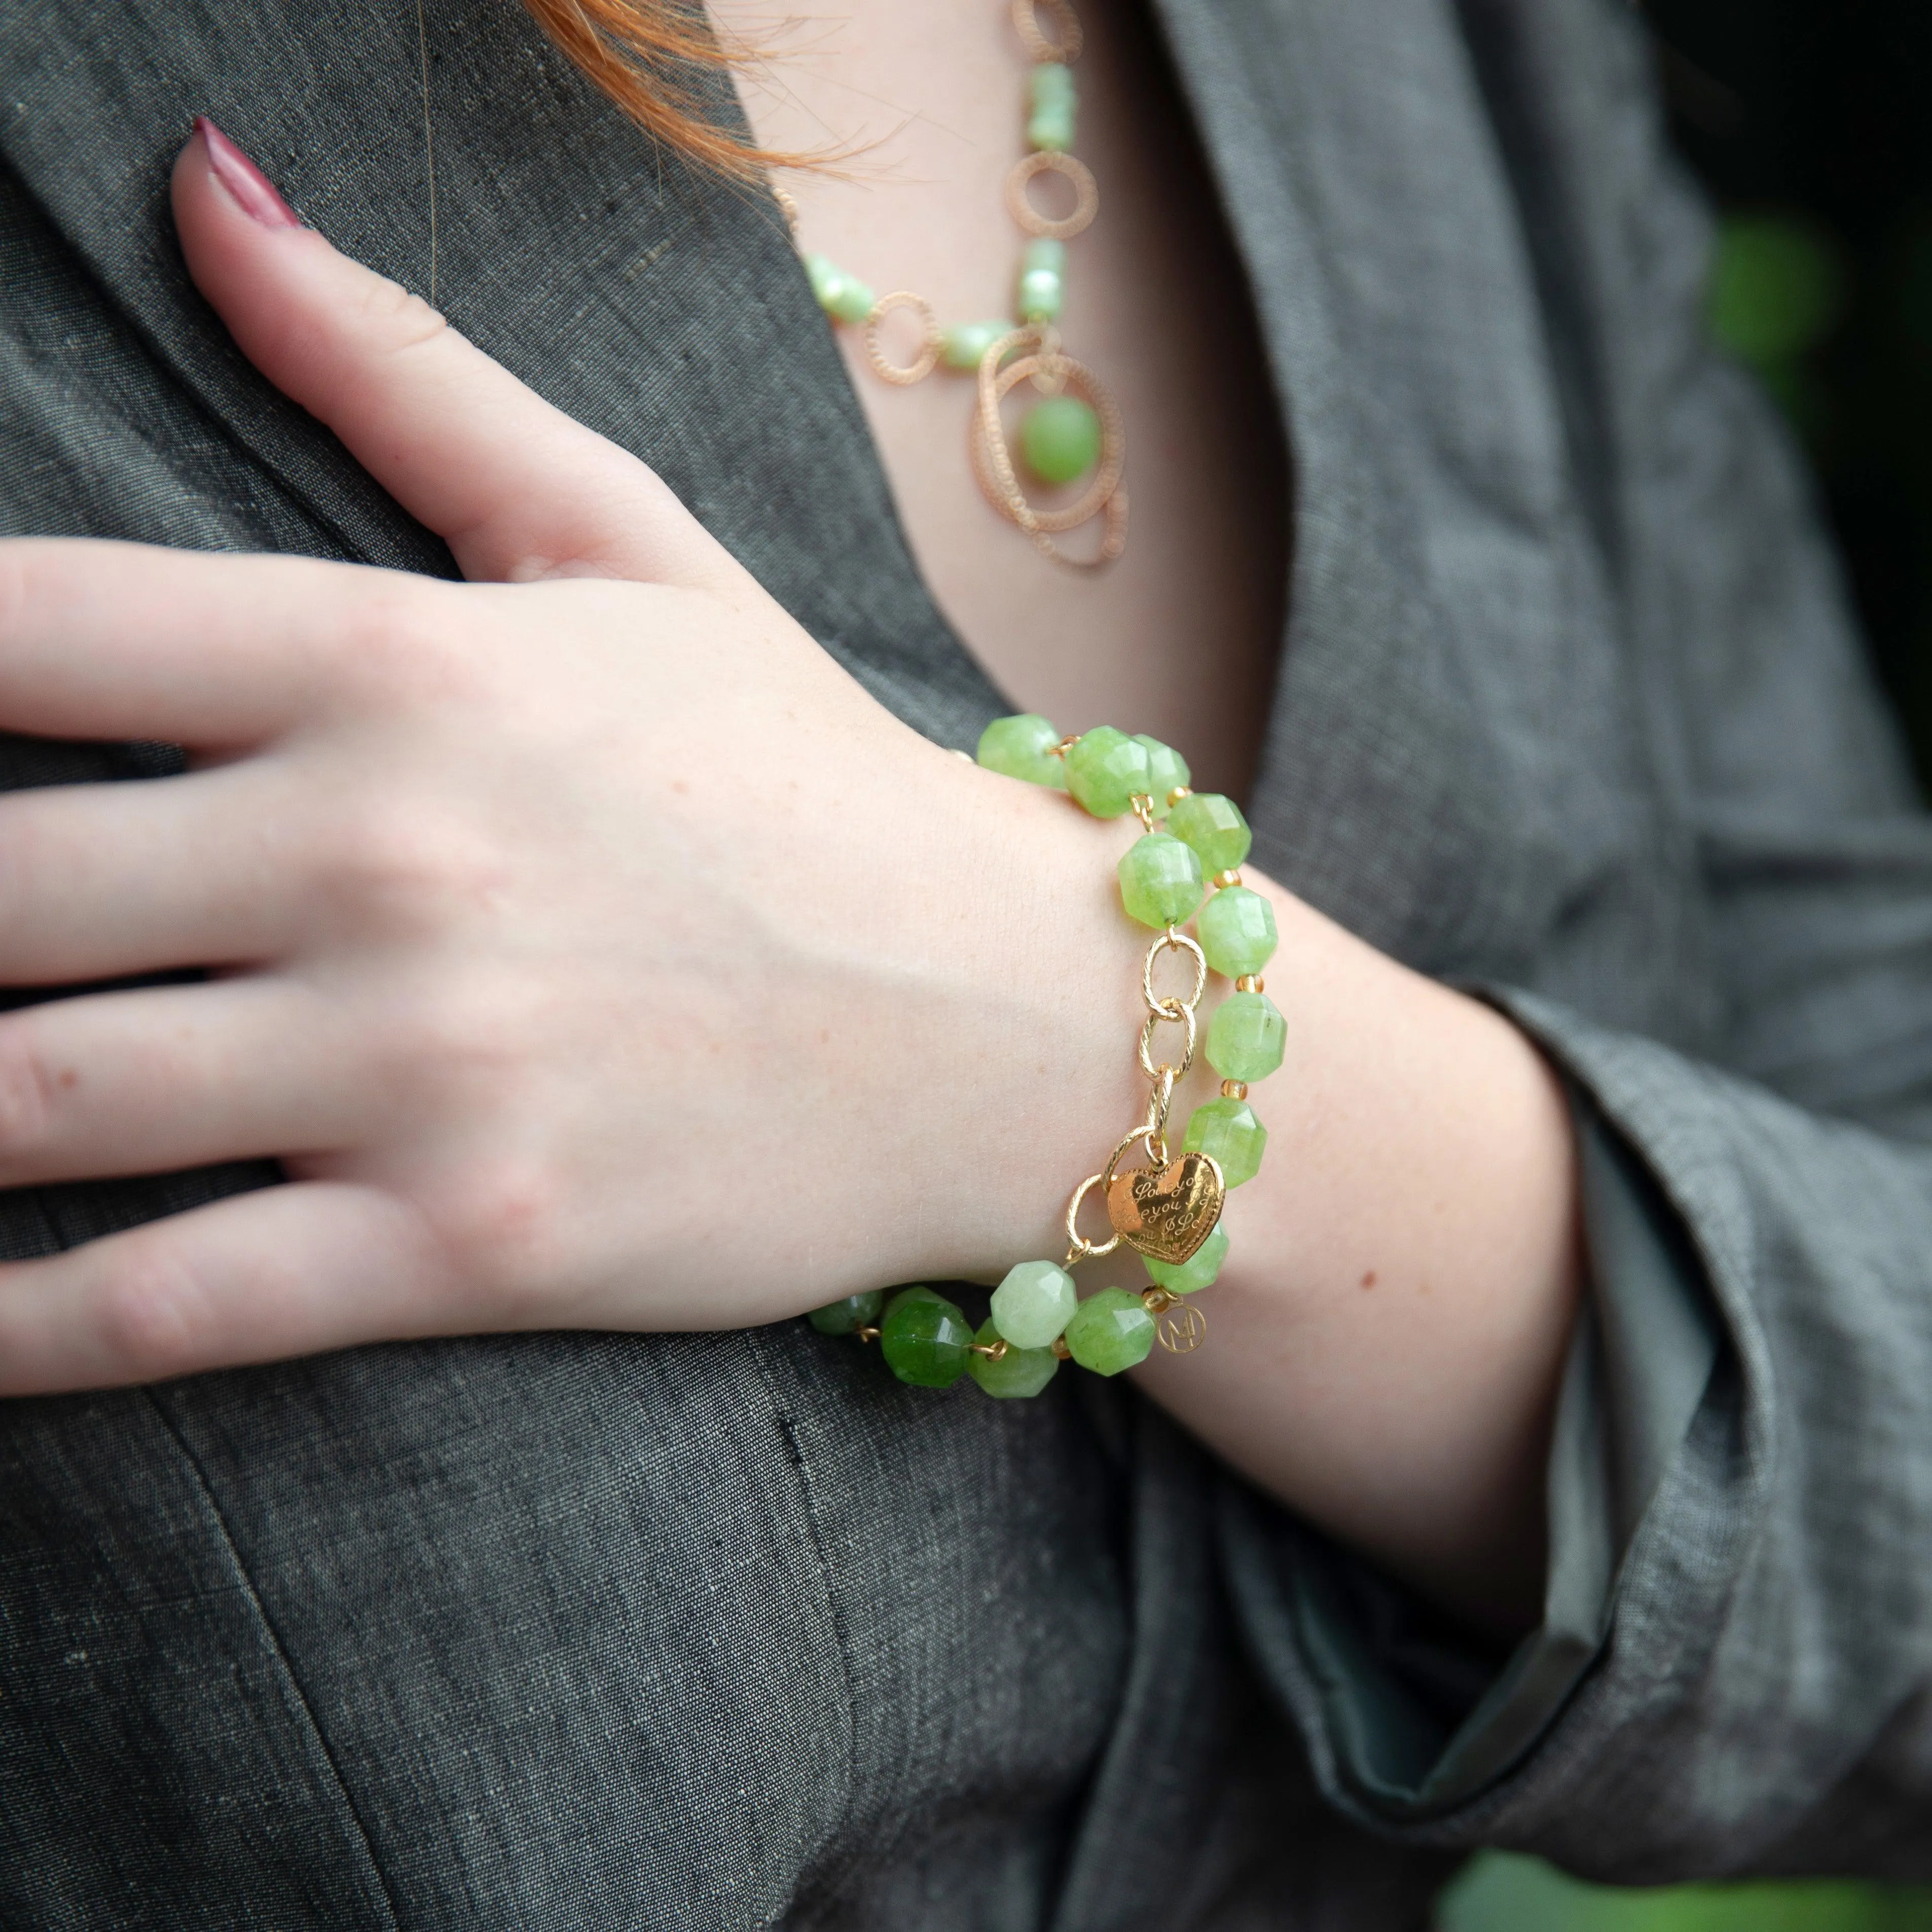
<box><xmin>1438</xmin><ymin>1855</ymin><xmax>1932</xmax><ymax>1931</ymax></box>
<box><xmin>1648</xmin><ymin>0</ymin><xmax>1932</xmax><ymax>780</ymax></box>
<box><xmin>1427</xmin><ymin>6</ymin><xmax>1932</xmax><ymax>1924</ymax></box>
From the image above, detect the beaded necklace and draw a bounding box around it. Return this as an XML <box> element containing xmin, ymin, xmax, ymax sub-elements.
<box><xmin>790</xmin><ymin>0</ymin><xmax>1127</xmax><ymax>569</ymax></box>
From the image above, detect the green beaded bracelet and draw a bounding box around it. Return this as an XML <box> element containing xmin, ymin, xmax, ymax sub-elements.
<box><xmin>807</xmin><ymin>718</ymin><xmax>1284</xmax><ymax>1397</ymax></box>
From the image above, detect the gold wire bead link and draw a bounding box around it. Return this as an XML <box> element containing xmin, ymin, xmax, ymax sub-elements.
<box><xmin>863</xmin><ymin>290</ymin><xmax>942</xmax><ymax>385</ymax></box>
<box><xmin>1131</xmin><ymin>793</ymin><xmax>1158</xmax><ymax>834</ymax></box>
<box><xmin>1063</xmin><ymin>1169</ymin><xmax>1122</xmax><ymax>1264</ymax></box>
<box><xmin>1027</xmin><ymin>323</ymin><xmax>1068</xmax><ymax>397</ymax></box>
<box><xmin>1051</xmin><ymin>1336</ymin><xmax>1074</xmax><ymax>1360</ymax></box>
<box><xmin>1006</xmin><ymin>150</ymin><xmax>1100</xmax><ymax>241</ymax></box>
<box><xmin>1168</xmin><ymin>786</ymin><xmax>1192</xmax><ymax>807</ymax></box>
<box><xmin>1141</xmin><ymin>1287</ymin><xmax>1176</xmax><ymax>1316</ymax></box>
<box><xmin>1235</xmin><ymin>974</ymin><xmax>1264</xmax><ymax>994</ymax></box>
<box><xmin>1213</xmin><ymin>869</ymin><xmax>1243</xmax><ymax>890</ymax></box>
<box><xmin>1142</xmin><ymin>928</ymin><xmax>1208</xmax><ymax>1018</ymax></box>
<box><xmin>855</xmin><ymin>1326</ymin><xmax>881</xmax><ymax>1343</ymax></box>
<box><xmin>1012</xmin><ymin>0</ymin><xmax>1083</xmax><ymax>63</ymax></box>
<box><xmin>1220</xmin><ymin>1079</ymin><xmax>1248</xmax><ymax>1101</ymax></box>
<box><xmin>1139</xmin><ymin>1005</ymin><xmax>1197</xmax><ymax>1084</ymax></box>
<box><xmin>969</xmin><ymin>1337</ymin><xmax>1012</xmax><ymax>1361</ymax></box>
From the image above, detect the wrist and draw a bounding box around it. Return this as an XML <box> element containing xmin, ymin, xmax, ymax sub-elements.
<box><xmin>865</xmin><ymin>739</ymin><xmax>1154</xmax><ymax>1286</ymax></box>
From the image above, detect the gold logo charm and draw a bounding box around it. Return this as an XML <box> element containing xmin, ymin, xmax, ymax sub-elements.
<box><xmin>1104</xmin><ymin>1153</ymin><xmax>1224</xmax><ymax>1265</ymax></box>
<box><xmin>1157</xmin><ymin>1302</ymin><xmax>1207</xmax><ymax>1355</ymax></box>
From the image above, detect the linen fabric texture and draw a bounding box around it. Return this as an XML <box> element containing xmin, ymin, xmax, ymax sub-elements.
<box><xmin>2</xmin><ymin>0</ymin><xmax>1930</xmax><ymax>1925</ymax></box>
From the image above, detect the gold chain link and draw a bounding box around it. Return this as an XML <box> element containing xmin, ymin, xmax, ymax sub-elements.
<box><xmin>1056</xmin><ymin>892</ymin><xmax>1211</xmax><ymax>1267</ymax></box>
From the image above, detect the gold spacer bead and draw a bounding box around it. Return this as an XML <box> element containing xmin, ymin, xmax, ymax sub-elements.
<box><xmin>1220</xmin><ymin>1079</ymin><xmax>1248</xmax><ymax>1101</ymax></box>
<box><xmin>1214</xmin><ymin>869</ymin><xmax>1243</xmax><ymax>890</ymax></box>
<box><xmin>1235</xmin><ymin>975</ymin><xmax>1264</xmax><ymax>994</ymax></box>
<box><xmin>1141</xmin><ymin>1287</ymin><xmax>1175</xmax><ymax>1315</ymax></box>
<box><xmin>855</xmin><ymin>1326</ymin><xmax>881</xmax><ymax>1343</ymax></box>
<box><xmin>1167</xmin><ymin>785</ymin><xmax>1192</xmax><ymax>806</ymax></box>
<box><xmin>1051</xmin><ymin>1336</ymin><xmax>1073</xmax><ymax>1360</ymax></box>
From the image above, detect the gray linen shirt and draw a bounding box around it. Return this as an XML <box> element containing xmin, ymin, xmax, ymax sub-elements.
<box><xmin>3</xmin><ymin>0</ymin><xmax>1931</xmax><ymax>1925</ymax></box>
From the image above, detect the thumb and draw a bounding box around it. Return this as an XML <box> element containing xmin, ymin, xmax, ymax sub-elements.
<box><xmin>171</xmin><ymin>118</ymin><xmax>740</xmax><ymax>591</ymax></box>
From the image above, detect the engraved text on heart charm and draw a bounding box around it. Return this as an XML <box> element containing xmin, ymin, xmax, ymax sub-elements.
<box><xmin>1104</xmin><ymin>1153</ymin><xmax>1225</xmax><ymax>1265</ymax></box>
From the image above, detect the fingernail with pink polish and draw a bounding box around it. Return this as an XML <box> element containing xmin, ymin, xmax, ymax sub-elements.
<box><xmin>194</xmin><ymin>117</ymin><xmax>301</xmax><ymax>228</ymax></box>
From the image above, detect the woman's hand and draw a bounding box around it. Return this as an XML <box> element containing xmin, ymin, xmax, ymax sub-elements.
<box><xmin>0</xmin><ymin>121</ymin><xmax>1153</xmax><ymax>1393</ymax></box>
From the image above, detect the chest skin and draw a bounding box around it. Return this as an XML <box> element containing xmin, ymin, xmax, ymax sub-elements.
<box><xmin>713</xmin><ymin>0</ymin><xmax>1291</xmax><ymax>802</ymax></box>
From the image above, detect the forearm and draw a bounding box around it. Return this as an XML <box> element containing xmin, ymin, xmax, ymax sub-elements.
<box><xmin>1131</xmin><ymin>887</ymin><xmax>1581</xmax><ymax>1630</ymax></box>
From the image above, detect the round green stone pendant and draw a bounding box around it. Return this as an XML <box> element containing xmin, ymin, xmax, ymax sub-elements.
<box><xmin>1020</xmin><ymin>395</ymin><xmax>1101</xmax><ymax>486</ymax></box>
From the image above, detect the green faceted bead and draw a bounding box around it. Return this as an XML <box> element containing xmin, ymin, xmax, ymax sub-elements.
<box><xmin>977</xmin><ymin>712</ymin><xmax>1068</xmax><ymax>789</ymax></box>
<box><xmin>1143</xmin><ymin>1223</ymin><xmax>1228</xmax><ymax>1296</ymax></box>
<box><xmin>968</xmin><ymin>1318</ymin><xmax>1061</xmax><ymax>1399</ymax></box>
<box><xmin>1064</xmin><ymin>726</ymin><xmax>1153</xmax><ymax>818</ymax></box>
<box><xmin>1027</xmin><ymin>63</ymin><xmax>1078</xmax><ymax>150</ymax></box>
<box><xmin>880</xmin><ymin>1286</ymin><xmax>973</xmax><ymax>1388</ymax></box>
<box><xmin>1118</xmin><ymin>832</ymin><xmax>1206</xmax><ymax>929</ymax></box>
<box><xmin>1018</xmin><ymin>238</ymin><xmax>1066</xmax><ymax>323</ymax></box>
<box><xmin>1197</xmin><ymin>886</ymin><xmax>1278</xmax><ymax>979</ymax></box>
<box><xmin>1133</xmin><ymin>737</ymin><xmax>1191</xmax><ymax>814</ymax></box>
<box><xmin>1167</xmin><ymin>792</ymin><xmax>1253</xmax><ymax>874</ymax></box>
<box><xmin>943</xmin><ymin>319</ymin><xmax>1010</xmax><ymax>370</ymax></box>
<box><xmin>1207</xmin><ymin>991</ymin><xmax>1287</xmax><ymax>1082</ymax></box>
<box><xmin>990</xmin><ymin>1258</ymin><xmax>1078</xmax><ymax>1348</ymax></box>
<box><xmin>805</xmin><ymin>253</ymin><xmax>874</xmax><ymax>324</ymax></box>
<box><xmin>807</xmin><ymin>1290</ymin><xmax>885</xmax><ymax>1335</ymax></box>
<box><xmin>1183</xmin><ymin>1097</ymin><xmax>1268</xmax><ymax>1188</ymax></box>
<box><xmin>1065</xmin><ymin>1287</ymin><xmax>1157</xmax><ymax>1376</ymax></box>
<box><xmin>1020</xmin><ymin>396</ymin><xmax>1101</xmax><ymax>485</ymax></box>
<box><xmin>1027</xmin><ymin>106</ymin><xmax>1075</xmax><ymax>152</ymax></box>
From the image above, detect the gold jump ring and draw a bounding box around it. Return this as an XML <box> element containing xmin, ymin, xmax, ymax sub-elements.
<box><xmin>1142</xmin><ymin>929</ymin><xmax>1208</xmax><ymax>1017</ymax></box>
<box><xmin>1011</xmin><ymin>0</ymin><xmax>1083</xmax><ymax>62</ymax></box>
<box><xmin>1063</xmin><ymin>1170</ymin><xmax>1121</xmax><ymax>1263</ymax></box>
<box><xmin>1006</xmin><ymin>151</ymin><xmax>1099</xmax><ymax>241</ymax></box>
<box><xmin>1138</xmin><ymin>1006</ymin><xmax>1197</xmax><ymax>1083</ymax></box>
<box><xmin>864</xmin><ymin>291</ymin><xmax>942</xmax><ymax>385</ymax></box>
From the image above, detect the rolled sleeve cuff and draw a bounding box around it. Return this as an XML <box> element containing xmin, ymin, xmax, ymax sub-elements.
<box><xmin>1219</xmin><ymin>1004</ymin><xmax>1721</xmax><ymax>1821</ymax></box>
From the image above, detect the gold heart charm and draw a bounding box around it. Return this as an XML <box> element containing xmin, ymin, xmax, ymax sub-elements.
<box><xmin>1105</xmin><ymin>1154</ymin><xmax>1225</xmax><ymax>1265</ymax></box>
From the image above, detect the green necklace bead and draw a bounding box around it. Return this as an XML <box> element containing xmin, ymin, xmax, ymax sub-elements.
<box><xmin>1183</xmin><ymin>1096</ymin><xmax>1268</xmax><ymax>1187</ymax></box>
<box><xmin>1064</xmin><ymin>1287</ymin><xmax>1157</xmax><ymax>1376</ymax></box>
<box><xmin>1020</xmin><ymin>395</ymin><xmax>1102</xmax><ymax>486</ymax></box>
<box><xmin>1167</xmin><ymin>791</ymin><xmax>1253</xmax><ymax>874</ymax></box>
<box><xmin>1118</xmin><ymin>831</ymin><xmax>1206</xmax><ymax>929</ymax></box>
<box><xmin>1197</xmin><ymin>885</ymin><xmax>1278</xmax><ymax>978</ymax></box>
<box><xmin>1065</xmin><ymin>726</ymin><xmax>1153</xmax><ymax>819</ymax></box>
<box><xmin>968</xmin><ymin>1318</ymin><xmax>1062</xmax><ymax>1398</ymax></box>
<box><xmin>879</xmin><ymin>1287</ymin><xmax>974</xmax><ymax>1388</ymax></box>
<box><xmin>977</xmin><ymin>712</ymin><xmax>1069</xmax><ymax>789</ymax></box>
<box><xmin>1143</xmin><ymin>1223</ymin><xmax>1229</xmax><ymax>1296</ymax></box>
<box><xmin>1018</xmin><ymin>237</ymin><xmax>1066</xmax><ymax>323</ymax></box>
<box><xmin>805</xmin><ymin>252</ymin><xmax>875</xmax><ymax>325</ymax></box>
<box><xmin>1206</xmin><ymin>991</ymin><xmax>1287</xmax><ymax>1082</ymax></box>
<box><xmin>943</xmin><ymin>319</ymin><xmax>1012</xmax><ymax>371</ymax></box>
<box><xmin>1026</xmin><ymin>61</ymin><xmax>1078</xmax><ymax>152</ymax></box>
<box><xmin>808</xmin><ymin>1290</ymin><xmax>885</xmax><ymax>1336</ymax></box>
